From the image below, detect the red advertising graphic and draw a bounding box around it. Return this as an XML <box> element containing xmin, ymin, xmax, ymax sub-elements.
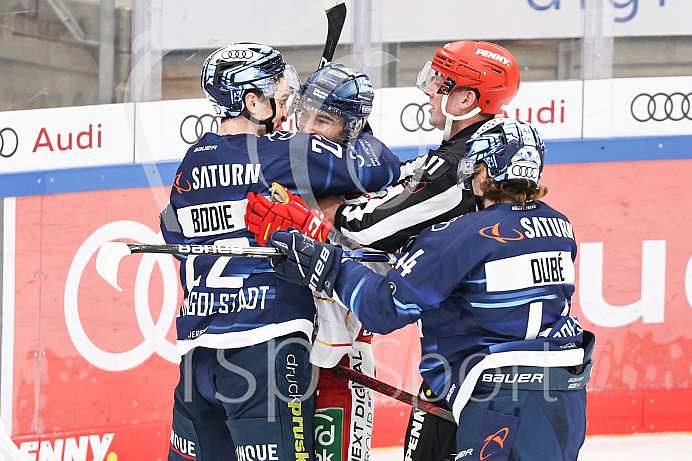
<box><xmin>11</xmin><ymin>187</ymin><xmax>179</xmax><ymax>459</ymax></box>
<box><xmin>8</xmin><ymin>158</ymin><xmax>692</xmax><ymax>456</ymax></box>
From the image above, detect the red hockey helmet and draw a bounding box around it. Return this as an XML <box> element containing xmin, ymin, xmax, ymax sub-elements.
<box><xmin>430</xmin><ymin>41</ymin><xmax>520</xmax><ymax>114</ymax></box>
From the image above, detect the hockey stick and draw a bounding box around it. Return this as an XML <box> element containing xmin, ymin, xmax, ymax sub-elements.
<box><xmin>333</xmin><ymin>365</ymin><xmax>456</xmax><ymax>423</ymax></box>
<box><xmin>318</xmin><ymin>0</ymin><xmax>347</xmax><ymax>69</ymax></box>
<box><xmin>96</xmin><ymin>241</ymin><xmax>396</xmax><ymax>292</ymax></box>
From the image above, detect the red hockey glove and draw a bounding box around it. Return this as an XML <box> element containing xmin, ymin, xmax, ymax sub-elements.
<box><xmin>245</xmin><ymin>183</ymin><xmax>333</xmax><ymax>246</ymax></box>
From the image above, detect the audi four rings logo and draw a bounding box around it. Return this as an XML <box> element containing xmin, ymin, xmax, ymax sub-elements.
<box><xmin>400</xmin><ymin>102</ymin><xmax>435</xmax><ymax>132</ymax></box>
<box><xmin>0</xmin><ymin>127</ymin><xmax>19</xmax><ymax>158</ymax></box>
<box><xmin>65</xmin><ymin>221</ymin><xmax>180</xmax><ymax>371</ymax></box>
<box><xmin>510</xmin><ymin>164</ymin><xmax>539</xmax><ymax>180</ymax></box>
<box><xmin>221</xmin><ymin>49</ymin><xmax>254</xmax><ymax>60</ymax></box>
<box><xmin>180</xmin><ymin>114</ymin><xmax>221</xmax><ymax>144</ymax></box>
<box><xmin>631</xmin><ymin>92</ymin><xmax>692</xmax><ymax>122</ymax></box>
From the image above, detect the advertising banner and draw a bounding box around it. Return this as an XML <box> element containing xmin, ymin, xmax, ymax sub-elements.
<box><xmin>0</xmin><ymin>104</ymin><xmax>135</xmax><ymax>173</ymax></box>
<box><xmin>370</xmin><ymin>81</ymin><xmax>584</xmax><ymax>149</ymax></box>
<box><xmin>2</xmin><ymin>75</ymin><xmax>689</xmax><ymax>175</ymax></box>
<box><xmin>160</xmin><ymin>0</ymin><xmax>692</xmax><ymax>50</ymax></box>
<box><xmin>8</xmin><ymin>188</ymin><xmax>179</xmax><ymax>459</ymax></box>
<box><xmin>135</xmin><ymin>98</ymin><xmax>214</xmax><ymax>164</ymax></box>
<box><xmin>583</xmin><ymin>76</ymin><xmax>692</xmax><ymax>138</ymax></box>
<box><xmin>4</xmin><ymin>155</ymin><xmax>692</xmax><ymax>455</ymax></box>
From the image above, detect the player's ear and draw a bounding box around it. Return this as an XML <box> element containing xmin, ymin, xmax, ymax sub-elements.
<box><xmin>244</xmin><ymin>91</ymin><xmax>262</xmax><ymax>116</ymax></box>
<box><xmin>458</xmin><ymin>88</ymin><xmax>478</xmax><ymax>111</ymax></box>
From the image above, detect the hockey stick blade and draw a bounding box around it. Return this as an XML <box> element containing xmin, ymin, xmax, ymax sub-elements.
<box><xmin>96</xmin><ymin>242</ymin><xmax>396</xmax><ymax>291</ymax></box>
<box><xmin>95</xmin><ymin>242</ymin><xmax>132</xmax><ymax>292</ymax></box>
<box><xmin>318</xmin><ymin>0</ymin><xmax>346</xmax><ymax>69</ymax></box>
<box><xmin>333</xmin><ymin>365</ymin><xmax>456</xmax><ymax>423</ymax></box>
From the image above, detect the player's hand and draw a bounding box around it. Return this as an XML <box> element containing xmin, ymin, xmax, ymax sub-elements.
<box><xmin>269</xmin><ymin>228</ymin><xmax>343</xmax><ymax>296</ymax></box>
<box><xmin>245</xmin><ymin>183</ymin><xmax>333</xmax><ymax>246</ymax></box>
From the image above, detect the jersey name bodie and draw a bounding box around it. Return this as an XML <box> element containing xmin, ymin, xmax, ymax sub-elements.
<box><xmin>161</xmin><ymin>130</ymin><xmax>400</xmax><ymax>353</ymax></box>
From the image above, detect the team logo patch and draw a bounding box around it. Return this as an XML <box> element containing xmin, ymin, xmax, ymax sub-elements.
<box><xmin>480</xmin><ymin>427</ymin><xmax>511</xmax><ymax>459</ymax></box>
<box><xmin>173</xmin><ymin>172</ymin><xmax>192</xmax><ymax>194</ymax></box>
<box><xmin>478</xmin><ymin>223</ymin><xmax>524</xmax><ymax>243</ymax></box>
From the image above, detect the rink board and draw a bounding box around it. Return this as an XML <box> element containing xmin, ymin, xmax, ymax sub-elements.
<box><xmin>2</xmin><ymin>150</ymin><xmax>692</xmax><ymax>457</ymax></box>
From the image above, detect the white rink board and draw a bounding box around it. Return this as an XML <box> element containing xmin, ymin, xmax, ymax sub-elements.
<box><xmin>135</xmin><ymin>98</ymin><xmax>216</xmax><ymax>163</ymax></box>
<box><xmin>583</xmin><ymin>76</ymin><xmax>692</xmax><ymax>138</ymax></box>
<box><xmin>0</xmin><ymin>104</ymin><xmax>135</xmax><ymax>173</ymax></box>
<box><xmin>1</xmin><ymin>76</ymin><xmax>691</xmax><ymax>174</ymax></box>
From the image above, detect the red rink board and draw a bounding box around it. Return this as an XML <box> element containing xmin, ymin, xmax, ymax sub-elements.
<box><xmin>8</xmin><ymin>159</ymin><xmax>692</xmax><ymax>457</ymax></box>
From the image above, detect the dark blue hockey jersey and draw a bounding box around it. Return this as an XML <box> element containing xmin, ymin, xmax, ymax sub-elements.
<box><xmin>334</xmin><ymin>201</ymin><xmax>591</xmax><ymax>419</ymax></box>
<box><xmin>161</xmin><ymin>130</ymin><xmax>400</xmax><ymax>354</ymax></box>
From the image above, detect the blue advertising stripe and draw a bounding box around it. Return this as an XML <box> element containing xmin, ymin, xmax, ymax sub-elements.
<box><xmin>1</xmin><ymin>135</ymin><xmax>691</xmax><ymax>198</ymax></box>
<box><xmin>392</xmin><ymin>135</ymin><xmax>692</xmax><ymax>163</ymax></box>
<box><xmin>0</xmin><ymin>162</ymin><xmax>181</xmax><ymax>198</ymax></box>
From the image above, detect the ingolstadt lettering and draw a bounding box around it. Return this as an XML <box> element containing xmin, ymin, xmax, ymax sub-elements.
<box><xmin>32</xmin><ymin>124</ymin><xmax>102</xmax><ymax>152</ymax></box>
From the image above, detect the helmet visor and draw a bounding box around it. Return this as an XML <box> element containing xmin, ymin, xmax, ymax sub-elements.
<box><xmin>456</xmin><ymin>157</ymin><xmax>476</xmax><ymax>189</ymax></box>
<box><xmin>416</xmin><ymin>61</ymin><xmax>444</xmax><ymax>92</ymax></box>
<box><xmin>283</xmin><ymin>64</ymin><xmax>301</xmax><ymax>96</ymax></box>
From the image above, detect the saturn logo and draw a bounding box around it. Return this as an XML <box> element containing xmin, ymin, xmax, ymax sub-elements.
<box><xmin>480</xmin><ymin>427</ymin><xmax>511</xmax><ymax>460</ymax></box>
<box><xmin>479</xmin><ymin>223</ymin><xmax>524</xmax><ymax>243</ymax></box>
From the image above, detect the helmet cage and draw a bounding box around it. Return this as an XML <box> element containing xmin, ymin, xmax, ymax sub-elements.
<box><xmin>294</xmin><ymin>64</ymin><xmax>374</xmax><ymax>141</ymax></box>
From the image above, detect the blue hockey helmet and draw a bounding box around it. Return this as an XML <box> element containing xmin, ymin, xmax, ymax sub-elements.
<box><xmin>201</xmin><ymin>42</ymin><xmax>300</xmax><ymax>119</ymax></box>
<box><xmin>457</xmin><ymin>118</ymin><xmax>546</xmax><ymax>188</ymax></box>
<box><xmin>294</xmin><ymin>63</ymin><xmax>374</xmax><ymax>141</ymax></box>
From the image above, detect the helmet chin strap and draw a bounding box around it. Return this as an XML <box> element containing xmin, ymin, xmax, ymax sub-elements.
<box><xmin>440</xmin><ymin>94</ymin><xmax>481</xmax><ymax>141</ymax></box>
<box><xmin>242</xmin><ymin>97</ymin><xmax>277</xmax><ymax>134</ymax></box>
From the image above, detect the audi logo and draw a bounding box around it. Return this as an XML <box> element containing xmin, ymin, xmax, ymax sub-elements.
<box><xmin>630</xmin><ymin>92</ymin><xmax>692</xmax><ymax>122</ymax></box>
<box><xmin>509</xmin><ymin>164</ymin><xmax>539</xmax><ymax>180</ymax></box>
<box><xmin>65</xmin><ymin>221</ymin><xmax>179</xmax><ymax>371</ymax></box>
<box><xmin>180</xmin><ymin>114</ymin><xmax>221</xmax><ymax>144</ymax></box>
<box><xmin>221</xmin><ymin>49</ymin><xmax>254</xmax><ymax>60</ymax></box>
<box><xmin>400</xmin><ymin>102</ymin><xmax>435</xmax><ymax>132</ymax></box>
<box><xmin>0</xmin><ymin>127</ymin><xmax>19</xmax><ymax>158</ymax></box>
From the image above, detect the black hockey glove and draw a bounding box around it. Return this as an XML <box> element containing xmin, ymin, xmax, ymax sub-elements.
<box><xmin>269</xmin><ymin>228</ymin><xmax>344</xmax><ymax>296</ymax></box>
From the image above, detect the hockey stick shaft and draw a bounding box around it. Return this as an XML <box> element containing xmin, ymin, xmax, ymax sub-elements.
<box><xmin>96</xmin><ymin>241</ymin><xmax>395</xmax><ymax>292</ymax></box>
<box><xmin>318</xmin><ymin>0</ymin><xmax>347</xmax><ymax>69</ymax></box>
<box><xmin>333</xmin><ymin>365</ymin><xmax>456</xmax><ymax>423</ymax></box>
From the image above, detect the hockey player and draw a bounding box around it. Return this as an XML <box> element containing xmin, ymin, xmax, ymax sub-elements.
<box><xmin>161</xmin><ymin>43</ymin><xmax>400</xmax><ymax>461</ymax></box>
<box><xmin>246</xmin><ymin>63</ymin><xmax>383</xmax><ymax>461</ymax></box>
<box><xmin>245</xmin><ymin>40</ymin><xmax>522</xmax><ymax>461</ymax></box>
<box><xmin>267</xmin><ymin>118</ymin><xmax>594</xmax><ymax>461</ymax></box>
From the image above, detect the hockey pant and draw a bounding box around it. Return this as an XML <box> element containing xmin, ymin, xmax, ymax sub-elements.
<box><xmin>314</xmin><ymin>329</ymin><xmax>375</xmax><ymax>461</ymax></box>
<box><xmin>452</xmin><ymin>343</ymin><xmax>593</xmax><ymax>461</ymax></box>
<box><xmin>168</xmin><ymin>332</ymin><xmax>315</xmax><ymax>461</ymax></box>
